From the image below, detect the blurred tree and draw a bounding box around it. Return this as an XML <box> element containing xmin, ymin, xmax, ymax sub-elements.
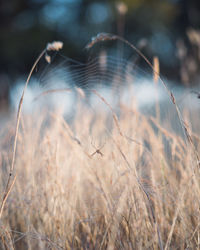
<box><xmin>0</xmin><ymin>0</ymin><xmax>200</xmax><ymax>85</ymax></box>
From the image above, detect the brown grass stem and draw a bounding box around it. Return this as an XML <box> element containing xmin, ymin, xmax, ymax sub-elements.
<box><xmin>0</xmin><ymin>48</ymin><xmax>46</xmax><ymax>221</ymax></box>
<box><xmin>86</xmin><ymin>33</ymin><xmax>200</xmax><ymax>170</ymax></box>
<box><xmin>0</xmin><ymin>41</ymin><xmax>63</xmax><ymax>220</ymax></box>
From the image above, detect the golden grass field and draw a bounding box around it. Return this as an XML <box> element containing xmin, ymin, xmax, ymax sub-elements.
<box><xmin>0</xmin><ymin>38</ymin><xmax>200</xmax><ymax>249</ymax></box>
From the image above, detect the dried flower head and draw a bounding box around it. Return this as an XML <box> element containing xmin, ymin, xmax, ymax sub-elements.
<box><xmin>116</xmin><ymin>2</ymin><xmax>128</xmax><ymax>15</ymax></box>
<box><xmin>86</xmin><ymin>33</ymin><xmax>117</xmax><ymax>49</ymax></box>
<box><xmin>187</xmin><ymin>29</ymin><xmax>200</xmax><ymax>46</ymax></box>
<box><xmin>46</xmin><ymin>41</ymin><xmax>63</xmax><ymax>51</ymax></box>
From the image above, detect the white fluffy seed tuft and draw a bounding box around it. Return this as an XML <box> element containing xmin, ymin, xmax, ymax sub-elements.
<box><xmin>46</xmin><ymin>41</ymin><xmax>63</xmax><ymax>51</ymax></box>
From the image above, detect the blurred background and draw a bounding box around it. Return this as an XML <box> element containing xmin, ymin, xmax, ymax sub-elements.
<box><xmin>0</xmin><ymin>0</ymin><xmax>200</xmax><ymax>111</ymax></box>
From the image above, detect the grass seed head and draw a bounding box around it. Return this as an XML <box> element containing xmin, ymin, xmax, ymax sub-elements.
<box><xmin>46</xmin><ymin>41</ymin><xmax>63</xmax><ymax>51</ymax></box>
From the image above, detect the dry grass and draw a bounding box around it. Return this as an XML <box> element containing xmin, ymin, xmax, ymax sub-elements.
<box><xmin>0</xmin><ymin>92</ymin><xmax>199</xmax><ymax>249</ymax></box>
<box><xmin>0</xmin><ymin>38</ymin><xmax>200</xmax><ymax>249</ymax></box>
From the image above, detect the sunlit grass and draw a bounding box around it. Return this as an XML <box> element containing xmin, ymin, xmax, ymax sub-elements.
<box><xmin>0</xmin><ymin>91</ymin><xmax>199</xmax><ymax>249</ymax></box>
<box><xmin>0</xmin><ymin>37</ymin><xmax>200</xmax><ymax>249</ymax></box>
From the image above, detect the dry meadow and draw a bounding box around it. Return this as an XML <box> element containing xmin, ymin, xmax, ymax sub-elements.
<box><xmin>0</xmin><ymin>38</ymin><xmax>200</xmax><ymax>249</ymax></box>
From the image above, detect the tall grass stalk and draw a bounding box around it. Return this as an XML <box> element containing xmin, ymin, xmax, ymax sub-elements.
<box><xmin>0</xmin><ymin>42</ymin><xmax>63</xmax><ymax>220</ymax></box>
<box><xmin>0</xmin><ymin>37</ymin><xmax>200</xmax><ymax>249</ymax></box>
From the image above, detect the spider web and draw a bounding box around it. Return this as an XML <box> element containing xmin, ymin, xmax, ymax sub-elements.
<box><xmin>25</xmin><ymin>40</ymin><xmax>194</xmax><ymax>137</ymax></box>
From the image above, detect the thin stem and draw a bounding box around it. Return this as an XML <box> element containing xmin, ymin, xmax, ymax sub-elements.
<box><xmin>0</xmin><ymin>48</ymin><xmax>46</xmax><ymax>220</ymax></box>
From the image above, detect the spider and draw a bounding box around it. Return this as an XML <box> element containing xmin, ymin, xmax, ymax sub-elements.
<box><xmin>90</xmin><ymin>139</ymin><xmax>106</xmax><ymax>157</ymax></box>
